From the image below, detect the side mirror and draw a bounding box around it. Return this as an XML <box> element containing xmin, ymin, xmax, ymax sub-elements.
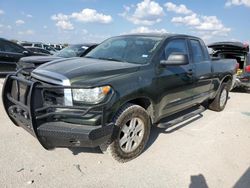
<box><xmin>160</xmin><ymin>53</ymin><xmax>189</xmax><ymax>66</ymax></box>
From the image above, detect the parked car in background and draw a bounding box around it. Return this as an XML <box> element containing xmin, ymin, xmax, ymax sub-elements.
<box><xmin>49</xmin><ymin>44</ymin><xmax>64</xmax><ymax>51</ymax></box>
<box><xmin>17</xmin><ymin>43</ymin><xmax>98</xmax><ymax>72</ymax></box>
<box><xmin>0</xmin><ymin>38</ymin><xmax>47</xmax><ymax>75</ymax></box>
<box><xmin>208</xmin><ymin>42</ymin><xmax>250</xmax><ymax>89</ymax></box>
<box><xmin>3</xmin><ymin>34</ymin><xmax>237</xmax><ymax>162</ymax></box>
<box><xmin>24</xmin><ymin>47</ymin><xmax>52</xmax><ymax>56</ymax></box>
<box><xmin>19</xmin><ymin>42</ymin><xmax>57</xmax><ymax>54</ymax></box>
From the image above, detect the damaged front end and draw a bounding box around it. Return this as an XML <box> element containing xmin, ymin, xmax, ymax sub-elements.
<box><xmin>2</xmin><ymin>70</ymin><xmax>115</xmax><ymax>150</ymax></box>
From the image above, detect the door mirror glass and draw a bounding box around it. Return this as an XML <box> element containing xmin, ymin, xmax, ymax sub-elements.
<box><xmin>160</xmin><ymin>53</ymin><xmax>189</xmax><ymax>65</ymax></box>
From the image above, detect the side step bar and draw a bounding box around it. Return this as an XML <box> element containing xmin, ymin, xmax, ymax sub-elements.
<box><xmin>157</xmin><ymin>105</ymin><xmax>205</xmax><ymax>128</ymax></box>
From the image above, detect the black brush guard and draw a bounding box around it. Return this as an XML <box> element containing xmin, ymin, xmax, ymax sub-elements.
<box><xmin>2</xmin><ymin>73</ymin><xmax>115</xmax><ymax>149</ymax></box>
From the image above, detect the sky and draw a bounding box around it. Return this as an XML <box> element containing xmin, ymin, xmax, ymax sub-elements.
<box><xmin>0</xmin><ymin>0</ymin><xmax>250</xmax><ymax>45</ymax></box>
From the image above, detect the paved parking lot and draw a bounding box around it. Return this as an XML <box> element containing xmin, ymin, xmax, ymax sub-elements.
<box><xmin>0</xmin><ymin>78</ymin><xmax>250</xmax><ymax>188</ymax></box>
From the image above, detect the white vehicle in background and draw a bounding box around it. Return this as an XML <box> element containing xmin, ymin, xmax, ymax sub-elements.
<box><xmin>49</xmin><ymin>44</ymin><xmax>64</xmax><ymax>51</ymax></box>
<box><xmin>18</xmin><ymin>42</ymin><xmax>57</xmax><ymax>54</ymax></box>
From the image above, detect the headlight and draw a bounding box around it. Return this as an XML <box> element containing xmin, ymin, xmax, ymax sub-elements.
<box><xmin>72</xmin><ymin>86</ymin><xmax>111</xmax><ymax>104</ymax></box>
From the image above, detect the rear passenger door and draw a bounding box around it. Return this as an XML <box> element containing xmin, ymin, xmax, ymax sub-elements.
<box><xmin>189</xmin><ymin>39</ymin><xmax>213</xmax><ymax>103</ymax></box>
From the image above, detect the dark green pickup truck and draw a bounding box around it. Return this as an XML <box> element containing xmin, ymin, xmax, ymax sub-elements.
<box><xmin>2</xmin><ymin>34</ymin><xmax>237</xmax><ymax>162</ymax></box>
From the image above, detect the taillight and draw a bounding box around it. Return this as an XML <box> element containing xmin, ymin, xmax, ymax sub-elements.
<box><xmin>245</xmin><ymin>65</ymin><xmax>250</xmax><ymax>73</ymax></box>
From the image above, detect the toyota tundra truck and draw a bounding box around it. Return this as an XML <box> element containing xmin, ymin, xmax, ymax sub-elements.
<box><xmin>2</xmin><ymin>34</ymin><xmax>237</xmax><ymax>162</ymax></box>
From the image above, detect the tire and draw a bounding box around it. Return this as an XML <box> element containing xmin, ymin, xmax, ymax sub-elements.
<box><xmin>208</xmin><ymin>83</ymin><xmax>229</xmax><ymax>112</ymax></box>
<box><xmin>100</xmin><ymin>103</ymin><xmax>151</xmax><ymax>163</ymax></box>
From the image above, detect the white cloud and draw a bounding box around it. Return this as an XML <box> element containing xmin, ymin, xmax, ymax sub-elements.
<box><xmin>71</xmin><ymin>9</ymin><xmax>112</xmax><ymax>23</ymax></box>
<box><xmin>164</xmin><ymin>2</ymin><xmax>193</xmax><ymax>14</ymax></box>
<box><xmin>170</xmin><ymin>3</ymin><xmax>231</xmax><ymax>38</ymax></box>
<box><xmin>0</xmin><ymin>24</ymin><xmax>12</xmax><ymax>30</ymax></box>
<box><xmin>120</xmin><ymin>0</ymin><xmax>164</xmax><ymax>25</ymax></box>
<box><xmin>195</xmin><ymin>16</ymin><xmax>231</xmax><ymax>33</ymax></box>
<box><xmin>16</xmin><ymin>19</ymin><xmax>25</xmax><ymax>25</ymax></box>
<box><xmin>18</xmin><ymin>29</ymin><xmax>35</xmax><ymax>35</ymax></box>
<box><xmin>0</xmin><ymin>9</ymin><xmax>4</xmax><ymax>15</ymax></box>
<box><xmin>129</xmin><ymin>26</ymin><xmax>168</xmax><ymax>34</ymax></box>
<box><xmin>51</xmin><ymin>13</ymin><xmax>69</xmax><ymax>21</ymax></box>
<box><xmin>82</xmin><ymin>29</ymin><xmax>88</xmax><ymax>35</ymax></box>
<box><xmin>26</xmin><ymin>14</ymin><xmax>33</xmax><ymax>18</ymax></box>
<box><xmin>56</xmin><ymin>20</ymin><xmax>74</xmax><ymax>30</ymax></box>
<box><xmin>51</xmin><ymin>9</ymin><xmax>112</xmax><ymax>30</ymax></box>
<box><xmin>51</xmin><ymin>13</ymin><xmax>73</xmax><ymax>30</ymax></box>
<box><xmin>172</xmin><ymin>14</ymin><xmax>200</xmax><ymax>26</ymax></box>
<box><xmin>43</xmin><ymin>25</ymin><xmax>48</xmax><ymax>29</ymax></box>
<box><xmin>226</xmin><ymin>0</ymin><xmax>250</xmax><ymax>7</ymax></box>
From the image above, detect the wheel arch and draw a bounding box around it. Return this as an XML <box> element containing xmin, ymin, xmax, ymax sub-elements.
<box><xmin>221</xmin><ymin>74</ymin><xmax>233</xmax><ymax>89</ymax></box>
<box><xmin>117</xmin><ymin>96</ymin><xmax>156</xmax><ymax>123</ymax></box>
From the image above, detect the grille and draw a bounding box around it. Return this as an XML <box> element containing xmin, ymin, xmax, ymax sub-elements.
<box><xmin>30</xmin><ymin>77</ymin><xmax>66</xmax><ymax>106</ymax></box>
<box><xmin>43</xmin><ymin>89</ymin><xmax>65</xmax><ymax>106</ymax></box>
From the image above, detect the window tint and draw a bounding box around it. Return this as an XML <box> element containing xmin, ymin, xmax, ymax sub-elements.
<box><xmin>0</xmin><ymin>41</ymin><xmax>24</xmax><ymax>53</ymax></box>
<box><xmin>21</xmin><ymin>43</ymin><xmax>32</xmax><ymax>47</ymax></box>
<box><xmin>163</xmin><ymin>39</ymin><xmax>188</xmax><ymax>60</ymax></box>
<box><xmin>34</xmin><ymin>43</ymin><xmax>42</xmax><ymax>48</ymax></box>
<box><xmin>190</xmin><ymin>40</ymin><xmax>205</xmax><ymax>63</ymax></box>
<box><xmin>199</xmin><ymin>40</ymin><xmax>210</xmax><ymax>60</ymax></box>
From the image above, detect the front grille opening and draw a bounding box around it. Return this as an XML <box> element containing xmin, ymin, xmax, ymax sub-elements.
<box><xmin>43</xmin><ymin>89</ymin><xmax>65</xmax><ymax>106</ymax></box>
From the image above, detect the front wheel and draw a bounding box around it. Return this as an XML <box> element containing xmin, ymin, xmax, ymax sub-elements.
<box><xmin>100</xmin><ymin>104</ymin><xmax>151</xmax><ymax>163</ymax></box>
<box><xmin>208</xmin><ymin>83</ymin><xmax>229</xmax><ymax>112</ymax></box>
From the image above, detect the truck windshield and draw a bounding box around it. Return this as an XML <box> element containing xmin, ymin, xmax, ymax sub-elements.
<box><xmin>85</xmin><ymin>36</ymin><xmax>162</xmax><ymax>64</ymax></box>
<box><xmin>55</xmin><ymin>45</ymin><xmax>87</xmax><ymax>58</ymax></box>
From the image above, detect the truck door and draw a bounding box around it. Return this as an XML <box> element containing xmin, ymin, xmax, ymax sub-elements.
<box><xmin>155</xmin><ymin>38</ymin><xmax>195</xmax><ymax>120</ymax></box>
<box><xmin>189</xmin><ymin>39</ymin><xmax>212</xmax><ymax>103</ymax></box>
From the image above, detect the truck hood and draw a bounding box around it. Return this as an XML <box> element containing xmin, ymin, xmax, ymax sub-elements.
<box><xmin>33</xmin><ymin>57</ymin><xmax>141</xmax><ymax>85</ymax></box>
<box><xmin>19</xmin><ymin>55</ymin><xmax>63</xmax><ymax>65</ymax></box>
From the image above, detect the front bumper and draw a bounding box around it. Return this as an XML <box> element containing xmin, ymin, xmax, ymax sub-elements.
<box><xmin>2</xmin><ymin>74</ymin><xmax>115</xmax><ymax>149</ymax></box>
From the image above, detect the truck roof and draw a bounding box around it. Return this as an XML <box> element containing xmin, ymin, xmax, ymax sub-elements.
<box><xmin>119</xmin><ymin>33</ymin><xmax>201</xmax><ymax>40</ymax></box>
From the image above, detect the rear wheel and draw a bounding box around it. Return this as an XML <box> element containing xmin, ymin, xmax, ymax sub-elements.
<box><xmin>209</xmin><ymin>83</ymin><xmax>229</xmax><ymax>112</ymax></box>
<box><xmin>100</xmin><ymin>104</ymin><xmax>151</xmax><ymax>163</ymax></box>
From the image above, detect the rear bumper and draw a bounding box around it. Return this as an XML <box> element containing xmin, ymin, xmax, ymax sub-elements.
<box><xmin>2</xmin><ymin>74</ymin><xmax>115</xmax><ymax>149</ymax></box>
<box><xmin>235</xmin><ymin>75</ymin><xmax>250</xmax><ymax>88</ymax></box>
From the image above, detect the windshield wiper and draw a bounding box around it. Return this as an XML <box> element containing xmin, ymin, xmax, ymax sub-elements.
<box><xmin>96</xmin><ymin>57</ymin><xmax>125</xmax><ymax>62</ymax></box>
<box><xmin>85</xmin><ymin>56</ymin><xmax>128</xmax><ymax>63</ymax></box>
<box><xmin>85</xmin><ymin>56</ymin><xmax>95</xmax><ymax>59</ymax></box>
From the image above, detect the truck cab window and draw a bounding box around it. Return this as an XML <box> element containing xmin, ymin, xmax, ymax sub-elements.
<box><xmin>2</xmin><ymin>41</ymin><xmax>24</xmax><ymax>53</ymax></box>
<box><xmin>190</xmin><ymin>40</ymin><xmax>205</xmax><ymax>63</ymax></box>
<box><xmin>163</xmin><ymin>39</ymin><xmax>188</xmax><ymax>60</ymax></box>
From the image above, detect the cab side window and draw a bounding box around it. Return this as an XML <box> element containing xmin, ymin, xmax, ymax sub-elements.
<box><xmin>34</xmin><ymin>43</ymin><xmax>42</xmax><ymax>48</ymax></box>
<box><xmin>190</xmin><ymin>40</ymin><xmax>205</xmax><ymax>63</ymax></box>
<box><xmin>0</xmin><ymin>41</ymin><xmax>24</xmax><ymax>53</ymax></box>
<box><xmin>162</xmin><ymin>39</ymin><xmax>188</xmax><ymax>60</ymax></box>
